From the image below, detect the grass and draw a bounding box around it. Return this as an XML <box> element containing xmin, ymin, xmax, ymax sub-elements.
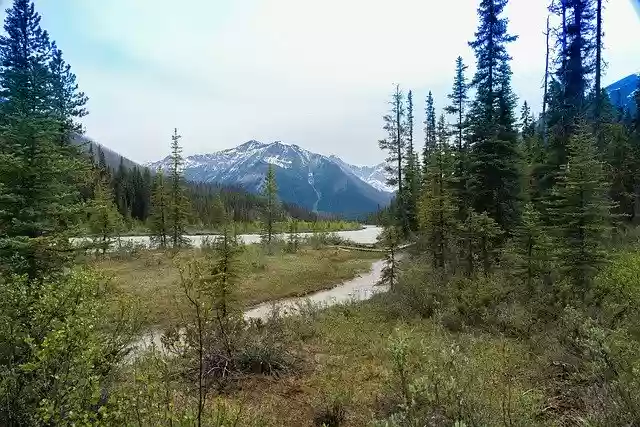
<box><xmin>93</xmin><ymin>245</ymin><xmax>381</xmax><ymax>328</ymax></box>
<box><xmin>209</xmin><ymin>299</ymin><xmax>541</xmax><ymax>426</ymax></box>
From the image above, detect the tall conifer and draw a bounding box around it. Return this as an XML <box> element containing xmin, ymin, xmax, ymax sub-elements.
<box><xmin>467</xmin><ymin>0</ymin><xmax>521</xmax><ymax>232</ymax></box>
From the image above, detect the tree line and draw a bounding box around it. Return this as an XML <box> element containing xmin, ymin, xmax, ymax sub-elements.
<box><xmin>86</xmin><ymin>143</ymin><xmax>323</xmax><ymax>233</ymax></box>
<box><xmin>380</xmin><ymin>0</ymin><xmax>640</xmax><ymax>292</ymax></box>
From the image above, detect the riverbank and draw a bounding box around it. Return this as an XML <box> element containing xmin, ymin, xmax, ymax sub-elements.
<box><xmin>95</xmin><ymin>245</ymin><xmax>382</xmax><ymax>329</ymax></box>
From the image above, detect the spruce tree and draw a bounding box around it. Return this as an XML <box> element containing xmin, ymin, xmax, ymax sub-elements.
<box><xmin>286</xmin><ymin>219</ymin><xmax>301</xmax><ymax>253</ymax></box>
<box><xmin>403</xmin><ymin>90</ymin><xmax>420</xmax><ymax>232</ymax></box>
<box><xmin>445</xmin><ymin>57</ymin><xmax>472</xmax><ymax>221</ymax></box>
<box><xmin>546</xmin><ymin>0</ymin><xmax>597</xmax><ymax>176</ymax></box>
<box><xmin>510</xmin><ymin>203</ymin><xmax>552</xmax><ymax>291</ymax></box>
<box><xmin>419</xmin><ymin>115</ymin><xmax>457</xmax><ymax>269</ymax></box>
<box><xmin>261</xmin><ymin>163</ymin><xmax>279</xmax><ymax>253</ymax></box>
<box><xmin>445</xmin><ymin>56</ymin><xmax>470</xmax><ymax>152</ymax></box>
<box><xmin>378</xmin><ymin>226</ymin><xmax>401</xmax><ymax>289</ymax></box>
<box><xmin>49</xmin><ymin>44</ymin><xmax>88</xmax><ymax>143</ymax></box>
<box><xmin>465</xmin><ymin>210</ymin><xmax>504</xmax><ymax>277</ymax></box>
<box><xmin>422</xmin><ymin>90</ymin><xmax>437</xmax><ymax>172</ymax></box>
<box><xmin>0</xmin><ymin>0</ymin><xmax>87</xmax><ymax>279</ymax></box>
<box><xmin>168</xmin><ymin>128</ymin><xmax>190</xmax><ymax>248</ymax></box>
<box><xmin>88</xmin><ymin>174</ymin><xmax>123</xmax><ymax>254</ymax></box>
<box><xmin>467</xmin><ymin>0</ymin><xmax>521</xmax><ymax>233</ymax></box>
<box><xmin>379</xmin><ymin>85</ymin><xmax>409</xmax><ymax>234</ymax></box>
<box><xmin>149</xmin><ymin>170</ymin><xmax>170</xmax><ymax>249</ymax></box>
<box><xmin>549</xmin><ymin>124</ymin><xmax>613</xmax><ymax>292</ymax></box>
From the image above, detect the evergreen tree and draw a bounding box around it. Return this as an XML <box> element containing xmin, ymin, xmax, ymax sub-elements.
<box><xmin>520</xmin><ymin>101</ymin><xmax>535</xmax><ymax>138</ymax></box>
<box><xmin>0</xmin><ymin>0</ymin><xmax>52</xmax><ymax>117</ymax></box>
<box><xmin>286</xmin><ymin>219</ymin><xmax>301</xmax><ymax>253</ymax></box>
<box><xmin>419</xmin><ymin>115</ymin><xmax>458</xmax><ymax>269</ymax></box>
<box><xmin>378</xmin><ymin>226</ymin><xmax>401</xmax><ymax>289</ymax></box>
<box><xmin>422</xmin><ymin>90</ymin><xmax>437</xmax><ymax>172</ymax></box>
<box><xmin>168</xmin><ymin>128</ymin><xmax>190</xmax><ymax>248</ymax></box>
<box><xmin>261</xmin><ymin>163</ymin><xmax>279</xmax><ymax>253</ymax></box>
<box><xmin>445</xmin><ymin>56</ymin><xmax>470</xmax><ymax>152</ymax></box>
<box><xmin>149</xmin><ymin>170</ymin><xmax>170</xmax><ymax>249</ymax></box>
<box><xmin>464</xmin><ymin>210</ymin><xmax>504</xmax><ymax>277</ymax></box>
<box><xmin>549</xmin><ymin>124</ymin><xmax>613</xmax><ymax>292</ymax></box>
<box><xmin>445</xmin><ymin>57</ymin><xmax>472</xmax><ymax>222</ymax></box>
<box><xmin>467</xmin><ymin>0</ymin><xmax>521</xmax><ymax>233</ymax></box>
<box><xmin>510</xmin><ymin>203</ymin><xmax>552</xmax><ymax>291</ymax></box>
<box><xmin>403</xmin><ymin>90</ymin><xmax>420</xmax><ymax>232</ymax></box>
<box><xmin>546</xmin><ymin>0</ymin><xmax>597</xmax><ymax>175</ymax></box>
<box><xmin>88</xmin><ymin>174</ymin><xmax>123</xmax><ymax>254</ymax></box>
<box><xmin>49</xmin><ymin>44</ymin><xmax>88</xmax><ymax>143</ymax></box>
<box><xmin>114</xmin><ymin>156</ymin><xmax>129</xmax><ymax>216</ymax></box>
<box><xmin>605</xmin><ymin>123</ymin><xmax>636</xmax><ymax>221</ymax></box>
<box><xmin>379</xmin><ymin>85</ymin><xmax>409</xmax><ymax>234</ymax></box>
<box><xmin>0</xmin><ymin>0</ymin><xmax>87</xmax><ymax>279</ymax></box>
<box><xmin>209</xmin><ymin>193</ymin><xmax>226</xmax><ymax>228</ymax></box>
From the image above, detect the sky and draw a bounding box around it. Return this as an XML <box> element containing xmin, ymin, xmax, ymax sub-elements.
<box><xmin>2</xmin><ymin>0</ymin><xmax>639</xmax><ymax>166</ymax></box>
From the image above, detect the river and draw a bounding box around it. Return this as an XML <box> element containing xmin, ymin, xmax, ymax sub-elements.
<box><xmin>132</xmin><ymin>258</ymin><xmax>387</xmax><ymax>354</ymax></box>
<box><xmin>76</xmin><ymin>225</ymin><xmax>382</xmax><ymax>249</ymax></box>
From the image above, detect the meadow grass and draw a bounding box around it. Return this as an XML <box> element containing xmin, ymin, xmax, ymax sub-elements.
<box><xmin>93</xmin><ymin>245</ymin><xmax>381</xmax><ymax>328</ymax></box>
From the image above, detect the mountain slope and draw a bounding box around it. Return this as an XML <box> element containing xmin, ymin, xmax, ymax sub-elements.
<box><xmin>328</xmin><ymin>155</ymin><xmax>392</xmax><ymax>193</ymax></box>
<box><xmin>148</xmin><ymin>141</ymin><xmax>392</xmax><ymax>217</ymax></box>
<box><xmin>606</xmin><ymin>73</ymin><xmax>639</xmax><ymax>113</ymax></box>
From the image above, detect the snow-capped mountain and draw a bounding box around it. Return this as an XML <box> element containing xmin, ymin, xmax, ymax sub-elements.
<box><xmin>328</xmin><ymin>155</ymin><xmax>393</xmax><ymax>193</ymax></box>
<box><xmin>606</xmin><ymin>73</ymin><xmax>639</xmax><ymax>113</ymax></box>
<box><xmin>148</xmin><ymin>140</ymin><xmax>393</xmax><ymax>218</ymax></box>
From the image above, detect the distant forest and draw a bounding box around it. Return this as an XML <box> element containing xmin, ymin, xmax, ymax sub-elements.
<box><xmin>85</xmin><ymin>143</ymin><xmax>328</xmax><ymax>230</ymax></box>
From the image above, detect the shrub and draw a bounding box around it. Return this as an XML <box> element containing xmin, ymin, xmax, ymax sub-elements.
<box><xmin>312</xmin><ymin>390</ymin><xmax>349</xmax><ymax>427</ymax></box>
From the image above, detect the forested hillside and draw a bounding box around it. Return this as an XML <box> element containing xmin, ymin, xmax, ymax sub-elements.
<box><xmin>1</xmin><ymin>0</ymin><xmax>640</xmax><ymax>425</ymax></box>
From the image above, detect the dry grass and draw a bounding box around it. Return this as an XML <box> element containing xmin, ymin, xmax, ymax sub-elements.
<box><xmin>93</xmin><ymin>245</ymin><xmax>381</xmax><ymax>328</ymax></box>
<box><xmin>213</xmin><ymin>300</ymin><xmax>540</xmax><ymax>427</ymax></box>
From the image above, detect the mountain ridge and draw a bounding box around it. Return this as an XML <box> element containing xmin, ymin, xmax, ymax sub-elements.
<box><xmin>148</xmin><ymin>140</ymin><xmax>392</xmax><ymax>218</ymax></box>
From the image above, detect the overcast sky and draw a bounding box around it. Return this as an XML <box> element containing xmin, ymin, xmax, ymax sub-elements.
<box><xmin>3</xmin><ymin>1</ymin><xmax>640</xmax><ymax>165</ymax></box>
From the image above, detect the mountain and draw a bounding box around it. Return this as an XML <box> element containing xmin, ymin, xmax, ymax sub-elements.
<box><xmin>328</xmin><ymin>155</ymin><xmax>393</xmax><ymax>193</ymax></box>
<box><xmin>71</xmin><ymin>134</ymin><xmax>141</xmax><ymax>171</ymax></box>
<box><xmin>606</xmin><ymin>73</ymin><xmax>639</xmax><ymax>113</ymax></box>
<box><xmin>147</xmin><ymin>141</ymin><xmax>392</xmax><ymax>218</ymax></box>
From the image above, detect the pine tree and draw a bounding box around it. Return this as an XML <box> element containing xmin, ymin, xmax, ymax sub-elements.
<box><xmin>49</xmin><ymin>44</ymin><xmax>88</xmax><ymax>143</ymax></box>
<box><xmin>464</xmin><ymin>210</ymin><xmax>504</xmax><ymax>277</ymax></box>
<box><xmin>286</xmin><ymin>219</ymin><xmax>301</xmax><ymax>253</ymax></box>
<box><xmin>377</xmin><ymin>226</ymin><xmax>401</xmax><ymax>289</ymax></box>
<box><xmin>467</xmin><ymin>0</ymin><xmax>521</xmax><ymax>233</ymax></box>
<box><xmin>149</xmin><ymin>170</ymin><xmax>170</xmax><ymax>249</ymax></box>
<box><xmin>510</xmin><ymin>203</ymin><xmax>552</xmax><ymax>291</ymax></box>
<box><xmin>445</xmin><ymin>56</ymin><xmax>470</xmax><ymax>152</ymax></box>
<box><xmin>88</xmin><ymin>174</ymin><xmax>123</xmax><ymax>254</ymax></box>
<box><xmin>0</xmin><ymin>0</ymin><xmax>52</xmax><ymax>118</ymax></box>
<box><xmin>168</xmin><ymin>128</ymin><xmax>190</xmax><ymax>248</ymax></box>
<box><xmin>422</xmin><ymin>90</ymin><xmax>437</xmax><ymax>172</ymax></box>
<box><xmin>549</xmin><ymin>124</ymin><xmax>613</xmax><ymax>292</ymax></box>
<box><xmin>546</xmin><ymin>0</ymin><xmax>597</xmax><ymax>176</ymax></box>
<box><xmin>403</xmin><ymin>90</ymin><xmax>420</xmax><ymax>232</ymax></box>
<box><xmin>0</xmin><ymin>0</ymin><xmax>87</xmax><ymax>279</ymax></box>
<box><xmin>520</xmin><ymin>102</ymin><xmax>535</xmax><ymax>138</ymax></box>
<box><xmin>209</xmin><ymin>193</ymin><xmax>226</xmax><ymax>228</ymax></box>
<box><xmin>379</xmin><ymin>85</ymin><xmax>409</xmax><ymax>234</ymax></box>
<box><xmin>261</xmin><ymin>163</ymin><xmax>279</xmax><ymax>253</ymax></box>
<box><xmin>419</xmin><ymin>115</ymin><xmax>458</xmax><ymax>269</ymax></box>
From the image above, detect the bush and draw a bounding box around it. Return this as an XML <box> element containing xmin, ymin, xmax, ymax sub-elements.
<box><xmin>312</xmin><ymin>390</ymin><xmax>349</xmax><ymax>427</ymax></box>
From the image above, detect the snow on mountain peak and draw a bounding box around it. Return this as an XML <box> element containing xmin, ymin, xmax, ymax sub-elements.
<box><xmin>146</xmin><ymin>140</ymin><xmax>394</xmax><ymax>194</ymax></box>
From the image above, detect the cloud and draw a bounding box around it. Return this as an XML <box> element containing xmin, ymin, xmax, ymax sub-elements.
<box><xmin>19</xmin><ymin>0</ymin><xmax>640</xmax><ymax>165</ymax></box>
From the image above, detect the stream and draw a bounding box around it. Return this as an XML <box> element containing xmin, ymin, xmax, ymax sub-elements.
<box><xmin>131</xmin><ymin>258</ymin><xmax>387</xmax><ymax>354</ymax></box>
<box><xmin>75</xmin><ymin>225</ymin><xmax>382</xmax><ymax>249</ymax></box>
